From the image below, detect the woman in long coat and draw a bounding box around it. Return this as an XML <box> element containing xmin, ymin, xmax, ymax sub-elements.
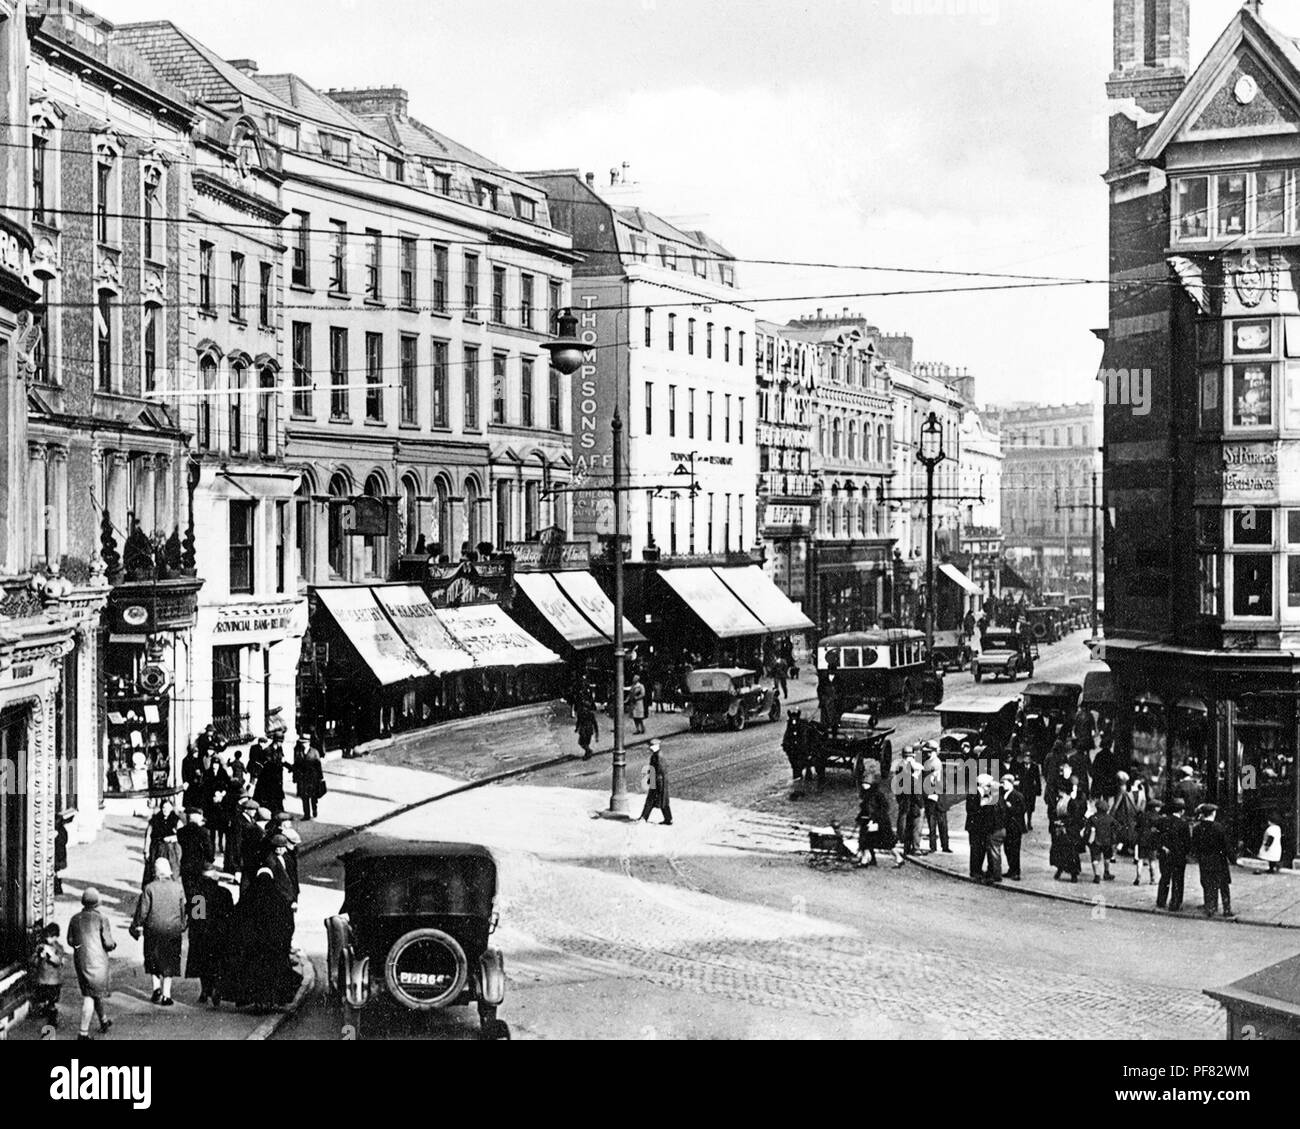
<box><xmin>252</xmin><ymin>744</ymin><xmax>286</xmax><ymax>814</ymax></box>
<box><xmin>857</xmin><ymin>780</ymin><xmax>903</xmax><ymax>867</ymax></box>
<box><xmin>638</xmin><ymin>743</ymin><xmax>672</xmax><ymax>825</ymax></box>
<box><xmin>142</xmin><ymin>799</ymin><xmax>182</xmax><ymax>889</ymax></box>
<box><xmin>219</xmin><ymin>868</ymin><xmax>301</xmax><ymax>1010</ymax></box>
<box><xmin>629</xmin><ymin>676</ymin><xmax>647</xmax><ymax>735</ymax></box>
<box><xmin>186</xmin><ymin>865</ymin><xmax>235</xmax><ymax>1005</ymax></box>
<box><xmin>67</xmin><ymin>887</ymin><xmax>115</xmax><ymax>1038</ymax></box>
<box><xmin>131</xmin><ymin>856</ymin><xmax>187</xmax><ymax>1005</ymax></box>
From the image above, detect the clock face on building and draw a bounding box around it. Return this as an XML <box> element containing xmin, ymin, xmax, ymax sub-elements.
<box><xmin>1234</xmin><ymin>74</ymin><xmax>1259</xmax><ymax>105</ymax></box>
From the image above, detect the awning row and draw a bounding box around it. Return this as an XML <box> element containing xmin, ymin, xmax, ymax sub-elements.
<box><xmin>658</xmin><ymin>566</ymin><xmax>814</xmax><ymax>640</ymax></box>
<box><xmin>316</xmin><ymin>586</ymin><xmax>562</xmax><ymax>686</ymax></box>
<box><xmin>939</xmin><ymin>562</ymin><xmax>984</xmax><ymax>596</ymax></box>
<box><xmin>514</xmin><ymin>571</ymin><xmax>646</xmax><ymax>651</ymax></box>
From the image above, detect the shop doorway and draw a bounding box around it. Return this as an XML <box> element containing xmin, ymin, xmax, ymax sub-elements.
<box><xmin>0</xmin><ymin>706</ymin><xmax>30</xmax><ymax>970</ymax></box>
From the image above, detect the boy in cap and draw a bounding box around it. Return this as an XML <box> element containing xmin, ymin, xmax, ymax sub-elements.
<box><xmin>1084</xmin><ymin>796</ymin><xmax>1117</xmax><ymax>884</ymax></box>
<box><xmin>999</xmin><ymin>773</ymin><xmax>1026</xmax><ymax>880</ymax></box>
<box><xmin>1190</xmin><ymin>803</ymin><xmax>1235</xmax><ymax>919</ymax></box>
<box><xmin>1156</xmin><ymin>798</ymin><xmax>1191</xmax><ymax>911</ymax></box>
<box><xmin>30</xmin><ymin>922</ymin><xmax>64</xmax><ymax>1026</ymax></box>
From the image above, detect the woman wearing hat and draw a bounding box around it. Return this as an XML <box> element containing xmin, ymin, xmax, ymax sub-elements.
<box><xmin>639</xmin><ymin>741</ymin><xmax>672</xmax><ymax>825</ymax></box>
<box><xmin>131</xmin><ymin>856</ymin><xmax>187</xmax><ymax>1005</ymax></box>
<box><xmin>141</xmin><ymin>798</ymin><xmax>182</xmax><ymax>889</ymax></box>
<box><xmin>67</xmin><ymin>888</ymin><xmax>115</xmax><ymax>1040</ymax></box>
<box><xmin>219</xmin><ymin>867</ymin><xmax>301</xmax><ymax>1010</ymax></box>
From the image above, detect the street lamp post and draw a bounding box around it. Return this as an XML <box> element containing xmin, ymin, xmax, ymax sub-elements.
<box><xmin>543</xmin><ymin>311</ymin><xmax>631</xmax><ymax>817</ymax></box>
<box><xmin>917</xmin><ymin>412</ymin><xmax>945</xmax><ymax>659</ymax></box>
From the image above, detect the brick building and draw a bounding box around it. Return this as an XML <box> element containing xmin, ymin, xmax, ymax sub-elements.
<box><xmin>1099</xmin><ymin>0</ymin><xmax>1298</xmax><ymax>865</ymax></box>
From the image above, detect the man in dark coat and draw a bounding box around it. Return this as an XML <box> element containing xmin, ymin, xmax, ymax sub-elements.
<box><xmin>999</xmin><ymin>774</ymin><xmax>1027</xmax><ymax>880</ymax></box>
<box><xmin>200</xmin><ymin>757</ymin><xmax>232</xmax><ymax>853</ymax></box>
<box><xmin>291</xmin><ymin>739</ymin><xmax>326</xmax><ymax>820</ymax></box>
<box><xmin>782</xmin><ymin>710</ymin><xmax>808</xmax><ymax>782</ymax></box>
<box><xmin>965</xmin><ymin>791</ymin><xmax>988</xmax><ymax>880</ymax></box>
<box><xmin>1191</xmin><ymin>803</ymin><xmax>1235</xmax><ymax>919</ymax></box>
<box><xmin>182</xmin><ymin>743</ymin><xmax>205</xmax><ymax>788</ymax></box>
<box><xmin>1156</xmin><ymin>798</ymin><xmax>1192</xmax><ymax>911</ymax></box>
<box><xmin>187</xmin><ymin>864</ymin><xmax>234</xmax><ymax>1005</ymax></box>
<box><xmin>639</xmin><ymin>741</ymin><xmax>672</xmax><ymax>825</ymax></box>
<box><xmin>1173</xmin><ymin>766</ymin><xmax>1205</xmax><ymax>813</ymax></box>
<box><xmin>225</xmin><ymin>798</ymin><xmax>255</xmax><ymax>878</ymax></box>
<box><xmin>252</xmin><ymin>744</ymin><xmax>286</xmax><ymax>813</ymax></box>
<box><xmin>240</xmin><ymin>807</ymin><xmax>270</xmax><ymax>895</ymax></box>
<box><xmin>176</xmin><ymin>809</ymin><xmax>215</xmax><ymax>906</ymax></box>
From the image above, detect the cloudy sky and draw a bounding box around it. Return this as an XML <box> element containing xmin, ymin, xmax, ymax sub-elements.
<box><xmin>89</xmin><ymin>0</ymin><xmax>1289</xmax><ymax>406</ymax></box>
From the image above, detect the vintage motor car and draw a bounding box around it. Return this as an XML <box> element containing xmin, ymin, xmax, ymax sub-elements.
<box><xmin>1021</xmin><ymin>680</ymin><xmax>1082</xmax><ymax>732</ymax></box>
<box><xmin>325</xmin><ymin>842</ymin><xmax>508</xmax><ymax>1039</ymax></box>
<box><xmin>931</xmin><ymin>628</ymin><xmax>972</xmax><ymax>673</ymax></box>
<box><xmin>1068</xmin><ymin>595</ymin><xmax>1093</xmax><ymax>630</ymax></box>
<box><xmin>684</xmin><ymin>667</ymin><xmax>781</xmax><ymax>731</ymax></box>
<box><xmin>911</xmin><ymin>693</ymin><xmax>1022</xmax><ymax>809</ymax></box>
<box><xmin>973</xmin><ymin>628</ymin><xmax>1035</xmax><ymax>682</ymax></box>
<box><xmin>1024</xmin><ymin>606</ymin><xmax>1062</xmax><ymax>643</ymax></box>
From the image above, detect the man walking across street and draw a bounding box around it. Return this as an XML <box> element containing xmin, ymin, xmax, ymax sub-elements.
<box><xmin>1159</xmin><ymin>796</ymin><xmax>1190</xmax><ymax>910</ymax></box>
<box><xmin>896</xmin><ymin>746</ymin><xmax>924</xmax><ymax>856</ymax></box>
<box><xmin>1191</xmin><ymin>803</ymin><xmax>1235</xmax><ymax>919</ymax></box>
<box><xmin>977</xmin><ymin>774</ymin><xmax>1006</xmax><ymax>884</ymax></box>
<box><xmin>640</xmin><ymin>740</ymin><xmax>672</xmax><ymax>825</ymax></box>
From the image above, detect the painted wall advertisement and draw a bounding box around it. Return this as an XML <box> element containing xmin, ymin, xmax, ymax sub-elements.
<box><xmin>570</xmin><ymin>281</ymin><xmax>629</xmax><ymax>542</ymax></box>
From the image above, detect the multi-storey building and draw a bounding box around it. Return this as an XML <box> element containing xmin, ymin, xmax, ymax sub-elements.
<box><xmin>755</xmin><ymin>320</ymin><xmax>816</xmax><ymax>610</ymax></box>
<box><xmin>27</xmin><ymin>4</ymin><xmax>201</xmax><ymax>831</ymax></box>
<box><xmin>1098</xmin><ymin>0</ymin><xmax>1299</xmax><ymax>866</ymax></box>
<box><xmin>528</xmin><ymin>171</ymin><xmax>758</xmax><ymax>560</ymax></box>
<box><xmin>957</xmin><ymin>397</ymin><xmax>1004</xmax><ymax>600</ymax></box>
<box><xmin>784</xmin><ymin>315</ymin><xmax>896</xmax><ymax>632</ymax></box>
<box><xmin>176</xmin><ymin>92</ymin><xmax>306</xmax><ymax>749</ymax></box>
<box><xmin>111</xmin><ymin>32</ymin><xmax>579</xmax><ymax>583</ymax></box>
<box><xmin>997</xmin><ymin>401</ymin><xmax>1101</xmax><ymax>592</ymax></box>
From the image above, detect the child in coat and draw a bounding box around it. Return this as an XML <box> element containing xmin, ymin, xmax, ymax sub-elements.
<box><xmin>30</xmin><ymin>922</ymin><xmax>64</xmax><ymax>1026</ymax></box>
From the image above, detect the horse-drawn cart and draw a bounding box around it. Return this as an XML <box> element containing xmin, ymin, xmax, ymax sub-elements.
<box><xmin>784</xmin><ymin>710</ymin><xmax>894</xmax><ymax>785</ymax></box>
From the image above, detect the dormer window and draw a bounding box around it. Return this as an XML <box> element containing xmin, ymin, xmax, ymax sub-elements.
<box><xmin>320</xmin><ymin>132</ymin><xmax>350</xmax><ymax>164</ymax></box>
<box><xmin>513</xmin><ymin>193</ymin><xmax>536</xmax><ymax>222</ymax></box>
<box><xmin>631</xmin><ymin>235</ymin><xmax>648</xmax><ymax>262</ymax></box>
<box><xmin>277</xmin><ymin>119</ymin><xmax>300</xmax><ymax>151</ymax></box>
<box><xmin>382</xmin><ymin>153</ymin><xmax>405</xmax><ymax>182</ymax></box>
<box><xmin>475</xmin><ymin>180</ymin><xmax>498</xmax><ymax>210</ymax></box>
<box><xmin>430</xmin><ymin>168</ymin><xmax>452</xmax><ymax>196</ymax></box>
<box><xmin>659</xmin><ymin>245</ymin><xmax>676</xmax><ymax>270</ymax></box>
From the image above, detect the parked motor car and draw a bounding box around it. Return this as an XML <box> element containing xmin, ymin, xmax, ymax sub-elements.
<box><xmin>973</xmin><ymin>628</ymin><xmax>1035</xmax><ymax>683</ymax></box>
<box><xmin>931</xmin><ymin>629</ymin><xmax>972</xmax><ymax>673</ymax></box>
<box><xmin>325</xmin><ymin>842</ymin><xmax>508</xmax><ymax>1039</ymax></box>
<box><xmin>1024</xmin><ymin>606</ymin><xmax>1062</xmax><ymax>643</ymax></box>
<box><xmin>684</xmin><ymin>668</ymin><xmax>781</xmax><ymax>732</ymax></box>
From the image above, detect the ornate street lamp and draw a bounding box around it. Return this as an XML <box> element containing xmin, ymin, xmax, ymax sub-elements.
<box><xmin>917</xmin><ymin>412</ymin><xmax>946</xmax><ymax>659</ymax></box>
<box><xmin>542</xmin><ymin>308</ymin><xmax>637</xmax><ymax>818</ymax></box>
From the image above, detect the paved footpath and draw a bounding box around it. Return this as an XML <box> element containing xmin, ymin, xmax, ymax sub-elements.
<box><xmin>909</xmin><ymin>814</ymin><xmax>1300</xmax><ymax>928</ymax></box>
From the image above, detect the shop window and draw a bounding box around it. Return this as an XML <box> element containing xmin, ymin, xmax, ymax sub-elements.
<box><xmin>1234</xmin><ymin>698</ymin><xmax>1295</xmax><ymax>859</ymax></box>
<box><xmin>0</xmin><ymin>707</ymin><xmax>28</xmax><ymax>967</ymax></box>
<box><xmin>1258</xmin><ymin>169</ymin><xmax>1288</xmax><ymax>234</ymax></box>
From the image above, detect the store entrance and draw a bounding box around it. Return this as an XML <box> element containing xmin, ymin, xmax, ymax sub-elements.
<box><xmin>0</xmin><ymin>706</ymin><xmax>29</xmax><ymax>971</ymax></box>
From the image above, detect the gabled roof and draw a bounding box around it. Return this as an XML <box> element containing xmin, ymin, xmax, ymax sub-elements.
<box><xmin>1139</xmin><ymin>6</ymin><xmax>1300</xmax><ymax>161</ymax></box>
<box><xmin>354</xmin><ymin>113</ymin><xmax>505</xmax><ymax>175</ymax></box>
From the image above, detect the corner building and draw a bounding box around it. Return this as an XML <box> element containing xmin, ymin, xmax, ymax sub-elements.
<box><xmin>1100</xmin><ymin>0</ymin><xmax>1299</xmax><ymax>865</ymax></box>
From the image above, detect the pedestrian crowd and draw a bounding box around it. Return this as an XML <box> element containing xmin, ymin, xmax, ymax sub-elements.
<box><xmin>37</xmin><ymin>723</ymin><xmax>328</xmax><ymax>1039</ymax></box>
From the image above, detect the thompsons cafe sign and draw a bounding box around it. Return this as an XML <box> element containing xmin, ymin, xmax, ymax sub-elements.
<box><xmin>570</xmin><ymin>286</ymin><xmax>628</xmax><ymax>541</ymax></box>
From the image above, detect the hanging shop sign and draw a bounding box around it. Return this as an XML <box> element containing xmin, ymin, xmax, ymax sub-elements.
<box><xmin>340</xmin><ymin>496</ymin><xmax>390</xmax><ymax>536</ymax></box>
<box><xmin>508</xmin><ymin>541</ymin><xmax>591</xmax><ymax>571</ymax></box>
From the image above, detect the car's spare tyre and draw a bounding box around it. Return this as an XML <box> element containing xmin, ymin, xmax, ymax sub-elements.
<box><xmin>383</xmin><ymin>928</ymin><xmax>469</xmax><ymax>1010</ymax></box>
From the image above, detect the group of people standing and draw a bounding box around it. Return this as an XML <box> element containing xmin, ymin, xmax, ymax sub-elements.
<box><xmin>49</xmin><ymin>724</ymin><xmax>324</xmax><ymax>1039</ymax></box>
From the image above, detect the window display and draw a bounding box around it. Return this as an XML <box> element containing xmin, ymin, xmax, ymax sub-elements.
<box><xmin>1231</xmin><ymin>363</ymin><xmax>1273</xmax><ymax>428</ymax></box>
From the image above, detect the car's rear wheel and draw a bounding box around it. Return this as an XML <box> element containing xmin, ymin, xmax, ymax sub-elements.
<box><xmin>732</xmin><ymin>711</ymin><xmax>747</xmax><ymax>732</ymax></box>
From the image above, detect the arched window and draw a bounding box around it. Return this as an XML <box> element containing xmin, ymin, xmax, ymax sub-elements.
<box><xmin>432</xmin><ymin>475</ymin><xmax>451</xmax><ymax>557</ymax></box>
<box><xmin>525</xmin><ymin>481</ymin><xmax>540</xmax><ymax>540</ymax></box>
<box><xmin>328</xmin><ymin>471</ymin><xmax>350</xmax><ymax>577</ymax></box>
<box><xmin>464</xmin><ymin>477</ymin><xmax>482</xmax><ymax>550</ymax></box>
<box><xmin>295</xmin><ymin>471</ymin><xmax>315</xmax><ymax>583</ymax></box>
<box><xmin>229</xmin><ymin>360</ymin><xmax>247</xmax><ymax>453</ymax></box>
<box><xmin>363</xmin><ymin>472</ymin><xmax>386</xmax><ymax>577</ymax></box>
<box><xmin>857</xmin><ymin>502</ymin><xmax>867</xmax><ymax>536</ymax></box>
<box><xmin>827</xmin><ymin>498</ymin><xmax>837</xmax><ymax>537</ymax></box>
<box><xmin>257</xmin><ymin>362</ymin><xmax>278</xmax><ymax>457</ymax></box>
<box><xmin>877</xmin><ymin>424</ymin><xmax>886</xmax><ymax>464</ymax></box>
<box><xmin>817</xmin><ymin>415</ymin><xmax>826</xmax><ymax>456</ymax></box>
<box><xmin>847</xmin><ymin>419</ymin><xmax>858</xmax><ymax>461</ymax></box>
<box><xmin>495</xmin><ymin>480</ymin><xmax>512</xmax><ymax>549</ymax></box>
<box><xmin>402</xmin><ymin>474</ymin><xmax>420</xmax><ymax>554</ymax></box>
<box><xmin>198</xmin><ymin>357</ymin><xmax>217</xmax><ymax>451</ymax></box>
<box><xmin>831</xmin><ymin>418</ymin><xmax>842</xmax><ymax>459</ymax></box>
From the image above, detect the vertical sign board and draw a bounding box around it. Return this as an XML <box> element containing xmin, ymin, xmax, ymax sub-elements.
<box><xmin>571</xmin><ymin>280</ymin><xmax>629</xmax><ymax>542</ymax></box>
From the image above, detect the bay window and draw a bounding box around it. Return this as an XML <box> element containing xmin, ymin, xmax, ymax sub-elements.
<box><xmin>1217</xmin><ymin>173</ymin><xmax>1247</xmax><ymax>237</ymax></box>
<box><xmin>1228</xmin><ymin>507</ymin><xmax>1275</xmax><ymax>619</ymax></box>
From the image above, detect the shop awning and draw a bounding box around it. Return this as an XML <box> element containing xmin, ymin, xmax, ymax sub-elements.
<box><xmin>657</xmin><ymin>567</ymin><xmax>767</xmax><ymax>640</ymax></box>
<box><xmin>315</xmin><ymin>587</ymin><xmax>430</xmax><ymax>685</ymax></box>
<box><xmin>939</xmin><ymin>563</ymin><xmax>983</xmax><ymax>596</ymax></box>
<box><xmin>712</xmin><ymin>565</ymin><xmax>814</xmax><ymax>633</ymax></box>
<box><xmin>438</xmin><ymin>603</ymin><xmax>563</xmax><ymax>668</ymax></box>
<box><xmin>513</xmin><ymin>573</ymin><xmax>608</xmax><ymax>651</ymax></box>
<box><xmin>371</xmin><ymin>585</ymin><xmax>475</xmax><ymax>675</ymax></box>
<box><xmin>551</xmin><ymin>570</ymin><xmax>647</xmax><ymax>645</ymax></box>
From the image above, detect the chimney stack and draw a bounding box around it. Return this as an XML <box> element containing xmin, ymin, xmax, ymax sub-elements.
<box><xmin>227</xmin><ymin>59</ymin><xmax>259</xmax><ymax>76</ymax></box>
<box><xmin>326</xmin><ymin>86</ymin><xmax>410</xmax><ymax>120</ymax></box>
